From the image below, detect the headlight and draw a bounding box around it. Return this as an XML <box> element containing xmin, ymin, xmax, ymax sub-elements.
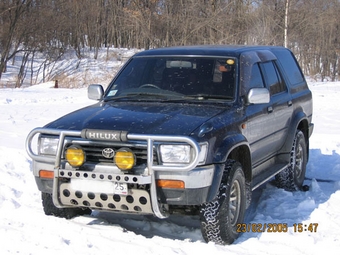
<box><xmin>160</xmin><ymin>143</ymin><xmax>208</xmax><ymax>165</ymax></box>
<box><xmin>39</xmin><ymin>136</ymin><xmax>59</xmax><ymax>155</ymax></box>
<box><xmin>160</xmin><ymin>144</ymin><xmax>191</xmax><ymax>163</ymax></box>
<box><xmin>65</xmin><ymin>146</ymin><xmax>85</xmax><ymax>167</ymax></box>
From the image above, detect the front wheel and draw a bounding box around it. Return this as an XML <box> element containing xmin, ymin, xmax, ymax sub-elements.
<box><xmin>200</xmin><ymin>160</ymin><xmax>246</xmax><ymax>245</ymax></box>
<box><xmin>275</xmin><ymin>130</ymin><xmax>307</xmax><ymax>191</ymax></box>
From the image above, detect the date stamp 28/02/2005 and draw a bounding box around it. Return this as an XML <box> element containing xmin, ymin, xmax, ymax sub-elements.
<box><xmin>236</xmin><ymin>223</ymin><xmax>319</xmax><ymax>233</ymax></box>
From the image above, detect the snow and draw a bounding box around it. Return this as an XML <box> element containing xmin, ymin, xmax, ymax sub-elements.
<box><xmin>1</xmin><ymin>53</ymin><xmax>340</xmax><ymax>254</ymax></box>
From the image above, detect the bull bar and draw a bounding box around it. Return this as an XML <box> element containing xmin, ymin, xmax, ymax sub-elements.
<box><xmin>26</xmin><ymin>128</ymin><xmax>201</xmax><ymax>219</ymax></box>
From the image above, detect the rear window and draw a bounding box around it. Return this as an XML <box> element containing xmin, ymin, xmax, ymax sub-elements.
<box><xmin>272</xmin><ymin>49</ymin><xmax>305</xmax><ymax>86</ymax></box>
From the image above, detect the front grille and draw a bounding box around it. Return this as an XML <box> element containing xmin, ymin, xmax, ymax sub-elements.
<box><xmin>66</xmin><ymin>143</ymin><xmax>158</xmax><ymax>166</ymax></box>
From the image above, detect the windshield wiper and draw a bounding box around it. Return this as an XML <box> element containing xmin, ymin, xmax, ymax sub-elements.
<box><xmin>104</xmin><ymin>92</ymin><xmax>169</xmax><ymax>102</ymax></box>
<box><xmin>127</xmin><ymin>92</ymin><xmax>172</xmax><ymax>100</ymax></box>
<box><xmin>104</xmin><ymin>93</ymin><xmax>233</xmax><ymax>102</ymax></box>
<box><xmin>185</xmin><ymin>94</ymin><xmax>234</xmax><ymax>100</ymax></box>
<box><xmin>104</xmin><ymin>94</ymin><xmax>140</xmax><ymax>102</ymax></box>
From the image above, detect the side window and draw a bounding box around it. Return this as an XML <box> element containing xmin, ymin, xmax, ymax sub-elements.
<box><xmin>260</xmin><ymin>61</ymin><xmax>286</xmax><ymax>95</ymax></box>
<box><xmin>249</xmin><ymin>63</ymin><xmax>265</xmax><ymax>89</ymax></box>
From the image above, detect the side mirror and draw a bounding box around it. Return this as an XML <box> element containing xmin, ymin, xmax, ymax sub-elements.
<box><xmin>88</xmin><ymin>84</ymin><xmax>104</xmax><ymax>100</ymax></box>
<box><xmin>247</xmin><ymin>88</ymin><xmax>270</xmax><ymax>104</ymax></box>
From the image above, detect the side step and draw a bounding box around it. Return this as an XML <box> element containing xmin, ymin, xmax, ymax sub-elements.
<box><xmin>251</xmin><ymin>163</ymin><xmax>288</xmax><ymax>190</ymax></box>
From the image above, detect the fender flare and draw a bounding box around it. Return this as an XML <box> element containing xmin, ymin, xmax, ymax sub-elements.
<box><xmin>213</xmin><ymin>133</ymin><xmax>250</xmax><ymax>163</ymax></box>
<box><xmin>206</xmin><ymin>133</ymin><xmax>251</xmax><ymax>201</ymax></box>
<box><xmin>280</xmin><ymin>110</ymin><xmax>309</xmax><ymax>162</ymax></box>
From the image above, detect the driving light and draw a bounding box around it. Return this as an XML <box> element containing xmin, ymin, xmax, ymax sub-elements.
<box><xmin>160</xmin><ymin>144</ymin><xmax>191</xmax><ymax>163</ymax></box>
<box><xmin>114</xmin><ymin>149</ymin><xmax>135</xmax><ymax>170</ymax></box>
<box><xmin>65</xmin><ymin>146</ymin><xmax>85</xmax><ymax>167</ymax></box>
<box><xmin>39</xmin><ymin>137</ymin><xmax>59</xmax><ymax>155</ymax></box>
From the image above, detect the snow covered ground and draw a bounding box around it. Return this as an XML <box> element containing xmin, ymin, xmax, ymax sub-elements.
<box><xmin>0</xmin><ymin>53</ymin><xmax>340</xmax><ymax>254</ymax></box>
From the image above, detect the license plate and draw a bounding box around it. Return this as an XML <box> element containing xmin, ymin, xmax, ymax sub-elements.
<box><xmin>70</xmin><ymin>179</ymin><xmax>128</xmax><ymax>195</ymax></box>
<box><xmin>114</xmin><ymin>182</ymin><xmax>128</xmax><ymax>195</ymax></box>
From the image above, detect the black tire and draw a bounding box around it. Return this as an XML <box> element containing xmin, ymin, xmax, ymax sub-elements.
<box><xmin>200</xmin><ymin>160</ymin><xmax>246</xmax><ymax>245</ymax></box>
<box><xmin>41</xmin><ymin>192</ymin><xmax>91</xmax><ymax>219</ymax></box>
<box><xmin>275</xmin><ymin>130</ymin><xmax>307</xmax><ymax>191</ymax></box>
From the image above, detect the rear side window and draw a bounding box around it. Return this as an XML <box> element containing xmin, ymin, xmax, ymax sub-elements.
<box><xmin>260</xmin><ymin>61</ymin><xmax>286</xmax><ymax>95</ymax></box>
<box><xmin>273</xmin><ymin>49</ymin><xmax>305</xmax><ymax>85</ymax></box>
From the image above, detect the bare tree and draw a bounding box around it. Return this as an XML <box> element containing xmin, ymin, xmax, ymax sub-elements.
<box><xmin>284</xmin><ymin>0</ymin><xmax>289</xmax><ymax>48</ymax></box>
<box><xmin>0</xmin><ymin>0</ymin><xmax>33</xmax><ymax>80</ymax></box>
<box><xmin>1</xmin><ymin>0</ymin><xmax>339</xmax><ymax>84</ymax></box>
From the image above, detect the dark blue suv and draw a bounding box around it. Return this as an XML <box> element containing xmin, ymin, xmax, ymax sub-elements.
<box><xmin>26</xmin><ymin>45</ymin><xmax>313</xmax><ymax>244</ymax></box>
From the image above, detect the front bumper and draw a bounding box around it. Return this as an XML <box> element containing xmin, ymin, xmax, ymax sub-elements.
<box><xmin>27</xmin><ymin>128</ymin><xmax>212</xmax><ymax>218</ymax></box>
<box><xmin>34</xmin><ymin>162</ymin><xmax>215</xmax><ymax>214</ymax></box>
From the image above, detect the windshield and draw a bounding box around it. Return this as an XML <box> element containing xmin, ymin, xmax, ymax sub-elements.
<box><xmin>106</xmin><ymin>56</ymin><xmax>236</xmax><ymax>101</ymax></box>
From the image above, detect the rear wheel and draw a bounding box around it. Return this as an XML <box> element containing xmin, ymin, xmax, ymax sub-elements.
<box><xmin>41</xmin><ymin>192</ymin><xmax>91</xmax><ymax>219</ymax></box>
<box><xmin>200</xmin><ymin>160</ymin><xmax>246</xmax><ymax>245</ymax></box>
<box><xmin>275</xmin><ymin>130</ymin><xmax>307</xmax><ymax>191</ymax></box>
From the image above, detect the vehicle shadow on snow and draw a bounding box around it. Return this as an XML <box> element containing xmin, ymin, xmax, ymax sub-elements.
<box><xmin>89</xmin><ymin>211</ymin><xmax>204</xmax><ymax>242</ymax></box>
<box><xmin>87</xmin><ymin>149</ymin><xmax>340</xmax><ymax>244</ymax></box>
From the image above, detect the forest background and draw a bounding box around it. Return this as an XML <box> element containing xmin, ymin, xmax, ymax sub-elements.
<box><xmin>1</xmin><ymin>0</ymin><xmax>339</xmax><ymax>88</ymax></box>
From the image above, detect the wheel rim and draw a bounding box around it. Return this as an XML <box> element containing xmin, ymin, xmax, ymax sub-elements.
<box><xmin>229</xmin><ymin>179</ymin><xmax>241</xmax><ymax>226</ymax></box>
<box><xmin>295</xmin><ymin>142</ymin><xmax>304</xmax><ymax>179</ymax></box>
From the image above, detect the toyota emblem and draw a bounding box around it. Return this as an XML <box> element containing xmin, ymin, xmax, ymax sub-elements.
<box><xmin>102</xmin><ymin>148</ymin><xmax>115</xmax><ymax>159</ymax></box>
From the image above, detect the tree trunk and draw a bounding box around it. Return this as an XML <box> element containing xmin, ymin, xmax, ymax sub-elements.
<box><xmin>15</xmin><ymin>51</ymin><xmax>30</xmax><ymax>88</ymax></box>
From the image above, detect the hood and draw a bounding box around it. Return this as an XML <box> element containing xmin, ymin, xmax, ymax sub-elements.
<box><xmin>45</xmin><ymin>101</ymin><xmax>226</xmax><ymax>136</ymax></box>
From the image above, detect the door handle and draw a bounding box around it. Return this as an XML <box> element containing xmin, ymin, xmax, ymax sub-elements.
<box><xmin>267</xmin><ymin>106</ymin><xmax>273</xmax><ymax>113</ymax></box>
<box><xmin>288</xmin><ymin>100</ymin><xmax>292</xmax><ymax>106</ymax></box>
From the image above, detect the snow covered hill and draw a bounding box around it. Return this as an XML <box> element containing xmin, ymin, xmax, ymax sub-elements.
<box><xmin>1</xmin><ymin>79</ymin><xmax>340</xmax><ymax>254</ymax></box>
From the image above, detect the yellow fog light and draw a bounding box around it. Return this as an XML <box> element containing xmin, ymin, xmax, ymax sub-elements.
<box><xmin>65</xmin><ymin>146</ymin><xmax>85</xmax><ymax>167</ymax></box>
<box><xmin>114</xmin><ymin>149</ymin><xmax>135</xmax><ymax>170</ymax></box>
